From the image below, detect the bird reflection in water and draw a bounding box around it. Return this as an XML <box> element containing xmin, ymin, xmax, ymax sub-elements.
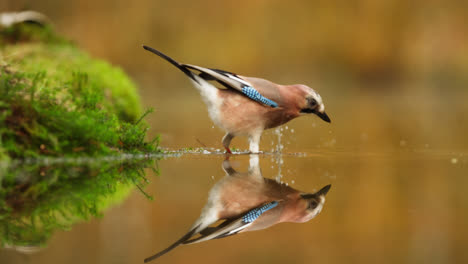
<box><xmin>144</xmin><ymin>155</ymin><xmax>331</xmax><ymax>262</ymax></box>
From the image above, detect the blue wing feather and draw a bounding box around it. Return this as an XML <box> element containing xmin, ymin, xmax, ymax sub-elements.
<box><xmin>242</xmin><ymin>86</ymin><xmax>278</xmax><ymax>108</ymax></box>
<box><xmin>242</xmin><ymin>201</ymin><xmax>279</xmax><ymax>223</ymax></box>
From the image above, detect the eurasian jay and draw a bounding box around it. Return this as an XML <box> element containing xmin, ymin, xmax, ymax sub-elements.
<box><xmin>143</xmin><ymin>45</ymin><xmax>330</xmax><ymax>153</ymax></box>
<box><xmin>144</xmin><ymin>156</ymin><xmax>331</xmax><ymax>262</ymax></box>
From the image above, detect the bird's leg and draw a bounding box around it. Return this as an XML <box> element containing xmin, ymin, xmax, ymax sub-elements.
<box><xmin>222</xmin><ymin>133</ymin><xmax>234</xmax><ymax>154</ymax></box>
<box><xmin>222</xmin><ymin>159</ymin><xmax>237</xmax><ymax>176</ymax></box>
<box><xmin>248</xmin><ymin>154</ymin><xmax>262</xmax><ymax>177</ymax></box>
<box><xmin>248</xmin><ymin>132</ymin><xmax>262</xmax><ymax>153</ymax></box>
<box><xmin>224</xmin><ymin>147</ymin><xmax>232</xmax><ymax>154</ymax></box>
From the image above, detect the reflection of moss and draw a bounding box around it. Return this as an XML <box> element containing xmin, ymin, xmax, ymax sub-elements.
<box><xmin>0</xmin><ymin>23</ymin><xmax>158</xmax><ymax>159</ymax></box>
<box><xmin>0</xmin><ymin>156</ymin><xmax>159</xmax><ymax>248</ymax></box>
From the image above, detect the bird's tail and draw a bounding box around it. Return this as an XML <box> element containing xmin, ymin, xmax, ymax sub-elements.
<box><xmin>143</xmin><ymin>225</ymin><xmax>200</xmax><ymax>263</ymax></box>
<box><xmin>142</xmin><ymin>45</ymin><xmax>199</xmax><ymax>84</ymax></box>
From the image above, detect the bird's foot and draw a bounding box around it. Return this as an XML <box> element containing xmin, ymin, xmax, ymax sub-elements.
<box><xmin>224</xmin><ymin>147</ymin><xmax>232</xmax><ymax>154</ymax></box>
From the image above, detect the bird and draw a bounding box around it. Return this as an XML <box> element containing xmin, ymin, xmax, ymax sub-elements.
<box><xmin>144</xmin><ymin>155</ymin><xmax>331</xmax><ymax>262</ymax></box>
<box><xmin>142</xmin><ymin>45</ymin><xmax>331</xmax><ymax>153</ymax></box>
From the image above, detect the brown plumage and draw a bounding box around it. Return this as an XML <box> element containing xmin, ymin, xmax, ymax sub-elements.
<box><xmin>143</xmin><ymin>45</ymin><xmax>331</xmax><ymax>153</ymax></box>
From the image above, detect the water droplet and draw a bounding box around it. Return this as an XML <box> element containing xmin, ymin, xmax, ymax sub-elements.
<box><xmin>400</xmin><ymin>140</ymin><xmax>407</xmax><ymax>147</ymax></box>
<box><xmin>451</xmin><ymin>158</ymin><xmax>458</xmax><ymax>164</ymax></box>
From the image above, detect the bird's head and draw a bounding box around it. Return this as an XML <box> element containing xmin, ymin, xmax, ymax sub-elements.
<box><xmin>297</xmin><ymin>85</ymin><xmax>331</xmax><ymax>123</ymax></box>
<box><xmin>291</xmin><ymin>184</ymin><xmax>331</xmax><ymax>223</ymax></box>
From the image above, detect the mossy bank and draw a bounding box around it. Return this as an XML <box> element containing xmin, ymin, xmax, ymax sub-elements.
<box><xmin>0</xmin><ymin>19</ymin><xmax>160</xmax><ymax>249</ymax></box>
<box><xmin>0</xmin><ymin>22</ymin><xmax>158</xmax><ymax>162</ymax></box>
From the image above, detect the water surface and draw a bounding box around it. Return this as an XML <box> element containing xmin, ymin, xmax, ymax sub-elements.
<box><xmin>1</xmin><ymin>150</ymin><xmax>466</xmax><ymax>264</ymax></box>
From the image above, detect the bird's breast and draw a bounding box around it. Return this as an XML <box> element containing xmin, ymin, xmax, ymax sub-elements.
<box><xmin>217</xmin><ymin>90</ymin><xmax>298</xmax><ymax>135</ymax></box>
<box><xmin>263</xmin><ymin>109</ymin><xmax>299</xmax><ymax>129</ymax></box>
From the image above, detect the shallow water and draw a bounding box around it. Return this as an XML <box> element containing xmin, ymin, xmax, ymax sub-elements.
<box><xmin>1</xmin><ymin>149</ymin><xmax>467</xmax><ymax>264</ymax></box>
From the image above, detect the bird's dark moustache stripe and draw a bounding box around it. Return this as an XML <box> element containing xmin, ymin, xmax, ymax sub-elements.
<box><xmin>142</xmin><ymin>45</ymin><xmax>199</xmax><ymax>84</ymax></box>
<box><xmin>300</xmin><ymin>108</ymin><xmax>315</xmax><ymax>113</ymax></box>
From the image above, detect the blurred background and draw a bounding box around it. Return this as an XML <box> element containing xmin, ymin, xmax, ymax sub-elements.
<box><xmin>2</xmin><ymin>0</ymin><xmax>467</xmax><ymax>151</ymax></box>
<box><xmin>1</xmin><ymin>1</ymin><xmax>468</xmax><ymax>264</ymax></box>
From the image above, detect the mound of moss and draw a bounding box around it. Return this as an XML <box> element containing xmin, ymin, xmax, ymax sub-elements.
<box><xmin>0</xmin><ymin>21</ymin><xmax>162</xmax><ymax>249</ymax></box>
<box><xmin>0</xmin><ymin>23</ymin><xmax>158</xmax><ymax>160</ymax></box>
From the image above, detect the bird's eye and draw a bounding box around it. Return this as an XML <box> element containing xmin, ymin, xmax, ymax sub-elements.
<box><xmin>309</xmin><ymin>200</ymin><xmax>319</xmax><ymax>209</ymax></box>
<box><xmin>308</xmin><ymin>98</ymin><xmax>318</xmax><ymax>107</ymax></box>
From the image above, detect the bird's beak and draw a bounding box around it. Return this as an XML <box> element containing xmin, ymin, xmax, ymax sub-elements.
<box><xmin>300</xmin><ymin>184</ymin><xmax>331</xmax><ymax>199</ymax></box>
<box><xmin>315</xmin><ymin>184</ymin><xmax>331</xmax><ymax>197</ymax></box>
<box><xmin>315</xmin><ymin>111</ymin><xmax>331</xmax><ymax>123</ymax></box>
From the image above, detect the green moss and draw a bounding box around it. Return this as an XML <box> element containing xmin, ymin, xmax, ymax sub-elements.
<box><xmin>0</xmin><ymin>23</ymin><xmax>161</xmax><ymax>248</ymax></box>
<box><xmin>0</xmin><ymin>156</ymin><xmax>159</xmax><ymax>248</ymax></box>
<box><xmin>0</xmin><ymin>23</ymin><xmax>158</xmax><ymax>158</ymax></box>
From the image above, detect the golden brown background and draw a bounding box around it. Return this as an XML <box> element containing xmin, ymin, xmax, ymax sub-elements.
<box><xmin>1</xmin><ymin>1</ymin><xmax>467</xmax><ymax>263</ymax></box>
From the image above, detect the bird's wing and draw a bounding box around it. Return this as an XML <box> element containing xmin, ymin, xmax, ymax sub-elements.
<box><xmin>184</xmin><ymin>64</ymin><xmax>250</xmax><ymax>91</ymax></box>
<box><xmin>144</xmin><ymin>201</ymin><xmax>279</xmax><ymax>262</ymax></box>
<box><xmin>241</xmin><ymin>76</ymin><xmax>284</xmax><ymax>107</ymax></box>
<box><xmin>183</xmin><ymin>64</ymin><xmax>279</xmax><ymax>108</ymax></box>
<box><xmin>143</xmin><ymin>45</ymin><xmax>278</xmax><ymax>107</ymax></box>
<box><xmin>183</xmin><ymin>201</ymin><xmax>279</xmax><ymax>245</ymax></box>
